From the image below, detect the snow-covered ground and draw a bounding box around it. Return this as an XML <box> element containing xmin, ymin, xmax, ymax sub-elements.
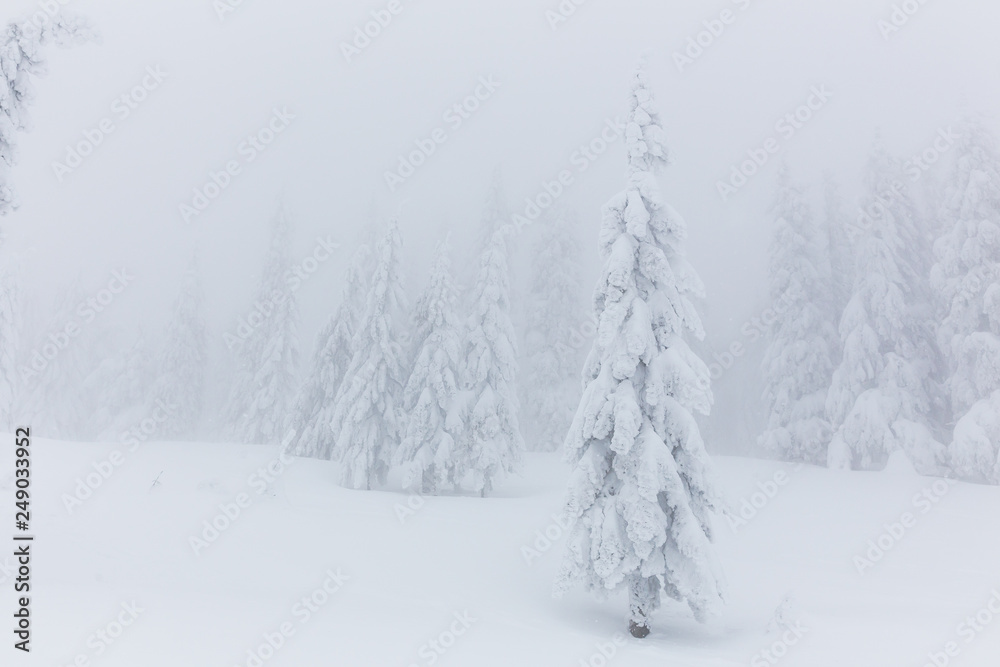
<box><xmin>3</xmin><ymin>439</ymin><xmax>997</xmax><ymax>666</ymax></box>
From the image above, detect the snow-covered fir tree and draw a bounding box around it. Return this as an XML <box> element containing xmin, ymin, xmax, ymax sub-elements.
<box><xmin>17</xmin><ymin>281</ymin><xmax>93</xmax><ymax>438</ymax></box>
<box><xmin>82</xmin><ymin>328</ymin><xmax>155</xmax><ymax>440</ymax></box>
<box><xmin>0</xmin><ymin>265</ymin><xmax>19</xmax><ymax>430</ymax></box>
<box><xmin>822</xmin><ymin>173</ymin><xmax>855</xmax><ymax>318</ymax></box>
<box><xmin>826</xmin><ymin>141</ymin><xmax>944</xmax><ymax>473</ymax></box>
<box><xmin>554</xmin><ymin>65</ymin><xmax>725</xmax><ymax>639</ymax></box>
<box><xmin>291</xmin><ymin>243</ymin><xmax>372</xmax><ymax>459</ymax></box>
<box><xmin>152</xmin><ymin>258</ymin><xmax>207</xmax><ymax>439</ymax></box>
<box><xmin>457</xmin><ymin>227</ymin><xmax>524</xmax><ymax>496</ymax></box>
<box><xmin>223</xmin><ymin>202</ymin><xmax>300</xmax><ymax>445</ymax></box>
<box><xmin>1</xmin><ymin>12</ymin><xmax>95</xmax><ymax>215</ymax></box>
<box><xmin>950</xmin><ymin>393</ymin><xmax>1000</xmax><ymax>484</ymax></box>
<box><xmin>330</xmin><ymin>220</ymin><xmax>408</xmax><ymax>489</ymax></box>
<box><xmin>395</xmin><ymin>238</ymin><xmax>465</xmax><ymax>493</ymax></box>
<box><xmin>758</xmin><ymin>168</ymin><xmax>837</xmax><ymax>465</ymax></box>
<box><xmin>521</xmin><ymin>208</ymin><xmax>586</xmax><ymax>452</ymax></box>
<box><xmin>465</xmin><ymin>167</ymin><xmax>516</xmax><ymax>303</ymax></box>
<box><xmin>476</xmin><ymin>165</ymin><xmax>510</xmax><ymax>259</ymax></box>
<box><xmin>930</xmin><ymin>119</ymin><xmax>1000</xmax><ymax>483</ymax></box>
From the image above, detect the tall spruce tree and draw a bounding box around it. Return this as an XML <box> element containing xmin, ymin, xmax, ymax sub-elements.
<box><xmin>522</xmin><ymin>208</ymin><xmax>586</xmax><ymax>452</ymax></box>
<box><xmin>822</xmin><ymin>173</ymin><xmax>854</xmax><ymax>318</ymax></box>
<box><xmin>758</xmin><ymin>168</ymin><xmax>837</xmax><ymax>464</ymax></box>
<box><xmin>291</xmin><ymin>244</ymin><xmax>372</xmax><ymax>459</ymax></box>
<box><xmin>467</xmin><ymin>167</ymin><xmax>516</xmax><ymax>306</ymax></box>
<box><xmin>330</xmin><ymin>221</ymin><xmax>408</xmax><ymax>489</ymax></box>
<box><xmin>396</xmin><ymin>238</ymin><xmax>465</xmax><ymax>493</ymax></box>
<box><xmin>931</xmin><ymin>119</ymin><xmax>1000</xmax><ymax>483</ymax></box>
<box><xmin>18</xmin><ymin>281</ymin><xmax>92</xmax><ymax>438</ymax></box>
<box><xmin>153</xmin><ymin>258</ymin><xmax>207</xmax><ymax>439</ymax></box>
<box><xmin>223</xmin><ymin>202</ymin><xmax>300</xmax><ymax>444</ymax></box>
<box><xmin>457</xmin><ymin>227</ymin><xmax>523</xmax><ymax>496</ymax></box>
<box><xmin>826</xmin><ymin>141</ymin><xmax>943</xmax><ymax>472</ymax></box>
<box><xmin>477</xmin><ymin>166</ymin><xmax>510</xmax><ymax>258</ymax></box>
<box><xmin>82</xmin><ymin>329</ymin><xmax>155</xmax><ymax>440</ymax></box>
<box><xmin>554</xmin><ymin>65</ymin><xmax>725</xmax><ymax>638</ymax></box>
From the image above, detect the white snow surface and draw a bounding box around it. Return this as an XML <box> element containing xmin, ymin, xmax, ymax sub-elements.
<box><xmin>5</xmin><ymin>438</ymin><xmax>1000</xmax><ymax>666</ymax></box>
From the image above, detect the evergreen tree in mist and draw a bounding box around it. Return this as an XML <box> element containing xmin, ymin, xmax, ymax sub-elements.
<box><xmin>826</xmin><ymin>141</ymin><xmax>944</xmax><ymax>473</ymax></box>
<box><xmin>291</xmin><ymin>244</ymin><xmax>372</xmax><ymax>459</ymax></box>
<box><xmin>1</xmin><ymin>12</ymin><xmax>95</xmax><ymax>216</ymax></box>
<box><xmin>522</xmin><ymin>208</ymin><xmax>586</xmax><ymax>452</ymax></box>
<box><xmin>822</xmin><ymin>173</ymin><xmax>854</xmax><ymax>318</ymax></box>
<box><xmin>223</xmin><ymin>202</ymin><xmax>300</xmax><ymax>445</ymax></box>
<box><xmin>758</xmin><ymin>168</ymin><xmax>837</xmax><ymax>465</ymax></box>
<box><xmin>82</xmin><ymin>328</ymin><xmax>155</xmax><ymax>440</ymax></box>
<box><xmin>554</xmin><ymin>65</ymin><xmax>725</xmax><ymax>639</ymax></box>
<box><xmin>17</xmin><ymin>282</ymin><xmax>92</xmax><ymax>438</ymax></box>
<box><xmin>330</xmin><ymin>220</ymin><xmax>408</xmax><ymax>490</ymax></box>
<box><xmin>931</xmin><ymin>119</ymin><xmax>1000</xmax><ymax>483</ymax></box>
<box><xmin>467</xmin><ymin>167</ymin><xmax>516</xmax><ymax>308</ymax></box>
<box><xmin>153</xmin><ymin>259</ymin><xmax>207</xmax><ymax>439</ymax></box>
<box><xmin>476</xmin><ymin>165</ymin><xmax>511</xmax><ymax>259</ymax></box>
<box><xmin>456</xmin><ymin>227</ymin><xmax>523</xmax><ymax>496</ymax></box>
<box><xmin>395</xmin><ymin>238</ymin><xmax>465</xmax><ymax>493</ymax></box>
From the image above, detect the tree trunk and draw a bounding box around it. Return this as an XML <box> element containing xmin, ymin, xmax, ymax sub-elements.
<box><xmin>628</xmin><ymin>574</ymin><xmax>657</xmax><ymax>638</ymax></box>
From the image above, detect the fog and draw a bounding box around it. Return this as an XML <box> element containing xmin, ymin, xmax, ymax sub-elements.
<box><xmin>1</xmin><ymin>1</ymin><xmax>1000</xmax><ymax>661</ymax></box>
<box><xmin>6</xmin><ymin>0</ymin><xmax>997</xmax><ymax>352</ymax></box>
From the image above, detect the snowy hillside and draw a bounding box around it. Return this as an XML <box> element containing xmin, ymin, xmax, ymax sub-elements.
<box><xmin>6</xmin><ymin>438</ymin><xmax>999</xmax><ymax>667</ymax></box>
